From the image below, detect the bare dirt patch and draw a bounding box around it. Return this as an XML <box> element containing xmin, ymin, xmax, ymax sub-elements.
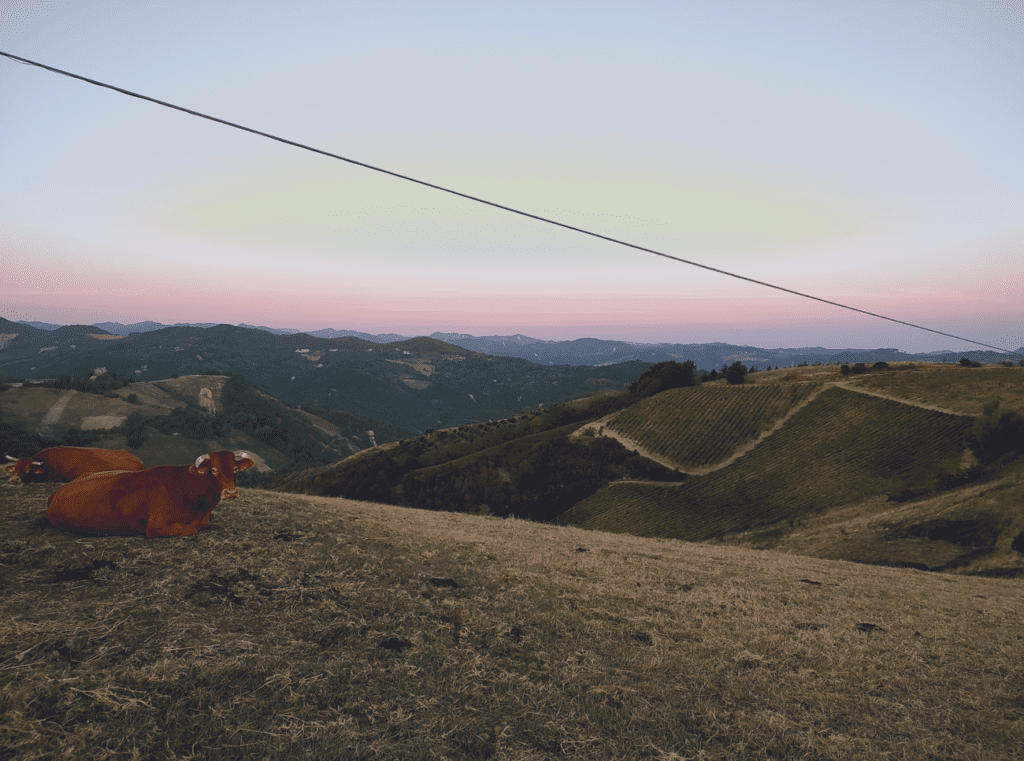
<box><xmin>79</xmin><ymin>415</ymin><xmax>127</xmax><ymax>431</ymax></box>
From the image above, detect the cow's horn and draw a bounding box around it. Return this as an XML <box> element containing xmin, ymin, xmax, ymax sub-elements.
<box><xmin>5</xmin><ymin>454</ymin><xmax>17</xmax><ymax>461</ymax></box>
<box><xmin>32</xmin><ymin>461</ymin><xmax>43</xmax><ymax>466</ymax></box>
<box><xmin>195</xmin><ymin>454</ymin><xmax>210</xmax><ymax>468</ymax></box>
<box><xmin>234</xmin><ymin>451</ymin><xmax>249</xmax><ymax>460</ymax></box>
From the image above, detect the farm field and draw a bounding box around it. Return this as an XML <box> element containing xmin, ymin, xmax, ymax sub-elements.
<box><xmin>1</xmin><ymin>483</ymin><xmax>1021</xmax><ymax>760</ymax></box>
<box><xmin>844</xmin><ymin>365</ymin><xmax>1024</xmax><ymax>417</ymax></box>
<box><xmin>605</xmin><ymin>382</ymin><xmax>821</xmax><ymax>469</ymax></box>
<box><xmin>559</xmin><ymin>387</ymin><xmax>973</xmax><ymax>542</ymax></box>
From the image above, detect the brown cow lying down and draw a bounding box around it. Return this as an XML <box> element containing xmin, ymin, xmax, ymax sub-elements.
<box><xmin>6</xmin><ymin>446</ymin><xmax>145</xmax><ymax>484</ymax></box>
<box><xmin>46</xmin><ymin>451</ymin><xmax>255</xmax><ymax>538</ymax></box>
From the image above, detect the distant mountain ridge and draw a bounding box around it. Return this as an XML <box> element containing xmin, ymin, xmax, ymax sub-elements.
<box><xmin>14</xmin><ymin>319</ymin><xmax>1021</xmax><ymax>369</ymax></box>
<box><xmin>0</xmin><ymin>319</ymin><xmax>647</xmax><ymax>433</ymax></box>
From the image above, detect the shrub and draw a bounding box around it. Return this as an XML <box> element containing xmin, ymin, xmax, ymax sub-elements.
<box><xmin>126</xmin><ymin>393</ymin><xmax>140</xmax><ymax>404</ymax></box>
<box><xmin>873</xmin><ymin>361</ymin><xmax>889</xmax><ymax>370</ymax></box>
<box><xmin>965</xmin><ymin>401</ymin><xmax>1024</xmax><ymax>464</ymax></box>
<box><xmin>62</xmin><ymin>427</ymin><xmax>100</xmax><ymax>447</ymax></box>
<box><xmin>852</xmin><ymin>363</ymin><xmax>867</xmax><ymax>374</ymax></box>
<box><xmin>840</xmin><ymin>364</ymin><xmax>851</xmax><ymax>376</ymax></box>
<box><xmin>1012</xmin><ymin>532</ymin><xmax>1024</xmax><ymax>555</ymax></box>
<box><xmin>724</xmin><ymin>361</ymin><xmax>748</xmax><ymax>385</ymax></box>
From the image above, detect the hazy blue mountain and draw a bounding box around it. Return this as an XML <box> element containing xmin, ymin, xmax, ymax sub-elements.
<box><xmin>237</xmin><ymin>323</ymin><xmax>304</xmax><ymax>335</ymax></box>
<box><xmin>14</xmin><ymin>321</ymin><xmax>65</xmax><ymax>331</ymax></box>
<box><xmin>88</xmin><ymin>321</ymin><xmax>220</xmax><ymax>335</ymax></box>
<box><xmin>304</xmin><ymin>328</ymin><xmax>412</xmax><ymax>343</ymax></box>
<box><xmin>10</xmin><ymin>319</ymin><xmax>1020</xmax><ymax>368</ymax></box>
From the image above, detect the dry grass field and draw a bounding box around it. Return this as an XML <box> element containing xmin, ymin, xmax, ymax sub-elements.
<box><xmin>844</xmin><ymin>365</ymin><xmax>1024</xmax><ymax>417</ymax></box>
<box><xmin>2</xmin><ymin>483</ymin><xmax>1021</xmax><ymax>760</ymax></box>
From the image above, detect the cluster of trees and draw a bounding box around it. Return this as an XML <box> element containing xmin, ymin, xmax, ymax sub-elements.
<box><xmin>0</xmin><ymin>420</ymin><xmax>57</xmax><ymax>459</ymax></box>
<box><xmin>630</xmin><ymin>359</ymin><xmax>752</xmax><ymax>391</ymax></box>
<box><xmin>402</xmin><ymin>430</ymin><xmax>682</xmax><ymax>521</ymax></box>
<box><xmin>151</xmin><ymin>406</ymin><xmax>230</xmax><ymax>441</ymax></box>
<box><xmin>701</xmin><ymin>361</ymin><xmax>749</xmax><ymax>384</ymax></box>
<box><xmin>840</xmin><ymin>362</ymin><xmax>891</xmax><ymax>375</ymax></box>
<box><xmin>0</xmin><ymin>419</ymin><xmax>103</xmax><ymax>456</ymax></box>
<box><xmin>220</xmin><ymin>375</ymin><xmax>334</xmax><ymax>473</ymax></box>
<box><xmin>41</xmin><ymin>369</ymin><xmax>133</xmax><ymax>395</ymax></box>
<box><xmin>966</xmin><ymin>401</ymin><xmax>1024</xmax><ymax>464</ymax></box>
<box><xmin>629</xmin><ymin>360</ymin><xmax>697</xmax><ymax>397</ymax></box>
<box><xmin>296</xmin><ymin>421</ymin><xmax>684</xmax><ymax>521</ymax></box>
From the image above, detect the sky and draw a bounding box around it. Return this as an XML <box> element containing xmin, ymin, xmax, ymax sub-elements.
<box><xmin>1</xmin><ymin>1</ymin><xmax>1022</xmax><ymax>353</ymax></box>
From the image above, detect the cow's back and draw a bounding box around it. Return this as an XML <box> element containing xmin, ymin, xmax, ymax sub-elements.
<box><xmin>46</xmin><ymin>466</ymin><xmax>178</xmax><ymax>536</ymax></box>
<box><xmin>41</xmin><ymin>447</ymin><xmax>145</xmax><ymax>481</ymax></box>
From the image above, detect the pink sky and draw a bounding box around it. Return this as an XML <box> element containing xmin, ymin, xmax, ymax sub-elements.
<box><xmin>2</xmin><ymin>1</ymin><xmax>1022</xmax><ymax>354</ymax></box>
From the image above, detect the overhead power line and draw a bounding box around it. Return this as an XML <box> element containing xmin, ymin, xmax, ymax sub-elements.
<box><xmin>1</xmin><ymin>49</ymin><xmax>1019</xmax><ymax>359</ymax></box>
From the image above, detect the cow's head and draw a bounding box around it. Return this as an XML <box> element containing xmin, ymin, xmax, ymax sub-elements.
<box><xmin>5</xmin><ymin>455</ymin><xmax>46</xmax><ymax>485</ymax></box>
<box><xmin>190</xmin><ymin>450</ymin><xmax>255</xmax><ymax>501</ymax></box>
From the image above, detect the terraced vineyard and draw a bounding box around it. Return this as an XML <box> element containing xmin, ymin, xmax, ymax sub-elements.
<box><xmin>606</xmin><ymin>382</ymin><xmax>821</xmax><ymax>468</ymax></box>
<box><xmin>559</xmin><ymin>387</ymin><xmax>972</xmax><ymax>541</ymax></box>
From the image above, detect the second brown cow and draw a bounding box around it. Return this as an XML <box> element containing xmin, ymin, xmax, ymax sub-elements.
<box><xmin>5</xmin><ymin>446</ymin><xmax>145</xmax><ymax>484</ymax></box>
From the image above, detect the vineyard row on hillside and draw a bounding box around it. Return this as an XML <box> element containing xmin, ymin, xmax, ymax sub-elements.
<box><xmin>560</xmin><ymin>387</ymin><xmax>973</xmax><ymax>541</ymax></box>
<box><xmin>606</xmin><ymin>383</ymin><xmax>821</xmax><ymax>468</ymax></box>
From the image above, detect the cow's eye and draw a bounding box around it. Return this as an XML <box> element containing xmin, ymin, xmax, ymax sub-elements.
<box><xmin>233</xmin><ymin>466</ymin><xmax>238</xmax><ymax>472</ymax></box>
<box><xmin>211</xmin><ymin>467</ymin><xmax>219</xmax><ymax>475</ymax></box>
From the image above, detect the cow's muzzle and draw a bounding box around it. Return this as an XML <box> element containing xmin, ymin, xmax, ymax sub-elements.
<box><xmin>221</xmin><ymin>488</ymin><xmax>239</xmax><ymax>501</ymax></box>
<box><xmin>8</xmin><ymin>476</ymin><xmax>21</xmax><ymax>485</ymax></box>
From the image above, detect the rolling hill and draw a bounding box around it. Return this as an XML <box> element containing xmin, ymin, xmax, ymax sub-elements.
<box><xmin>0</xmin><ymin>318</ymin><xmax>649</xmax><ymax>433</ymax></box>
<box><xmin>0</xmin><ymin>373</ymin><xmax>387</xmax><ymax>480</ymax></box>
<box><xmin>276</xmin><ymin>361</ymin><xmax>1024</xmax><ymax>576</ymax></box>
<box><xmin>557</xmin><ymin>386</ymin><xmax>972</xmax><ymax>540</ymax></box>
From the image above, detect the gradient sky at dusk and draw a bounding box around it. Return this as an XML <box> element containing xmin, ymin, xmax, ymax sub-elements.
<box><xmin>2</xmin><ymin>1</ymin><xmax>1022</xmax><ymax>353</ymax></box>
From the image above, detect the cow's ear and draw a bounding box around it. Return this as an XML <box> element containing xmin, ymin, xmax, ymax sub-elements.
<box><xmin>236</xmin><ymin>458</ymin><xmax>255</xmax><ymax>472</ymax></box>
<box><xmin>32</xmin><ymin>467</ymin><xmax>45</xmax><ymax>475</ymax></box>
<box><xmin>4</xmin><ymin>465</ymin><xmax>13</xmax><ymax>474</ymax></box>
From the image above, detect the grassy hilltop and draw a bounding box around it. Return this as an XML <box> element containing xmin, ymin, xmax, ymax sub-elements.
<box><xmin>1</xmin><ymin>484</ymin><xmax>1022</xmax><ymax>760</ymax></box>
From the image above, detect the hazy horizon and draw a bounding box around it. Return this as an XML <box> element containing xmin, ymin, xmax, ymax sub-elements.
<box><xmin>11</xmin><ymin>314</ymin><xmax>1024</xmax><ymax>355</ymax></box>
<box><xmin>3</xmin><ymin>2</ymin><xmax>1021</xmax><ymax>354</ymax></box>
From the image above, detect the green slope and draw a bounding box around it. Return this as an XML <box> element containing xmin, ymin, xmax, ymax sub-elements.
<box><xmin>606</xmin><ymin>382</ymin><xmax>821</xmax><ymax>468</ymax></box>
<box><xmin>558</xmin><ymin>387</ymin><xmax>973</xmax><ymax>540</ymax></box>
